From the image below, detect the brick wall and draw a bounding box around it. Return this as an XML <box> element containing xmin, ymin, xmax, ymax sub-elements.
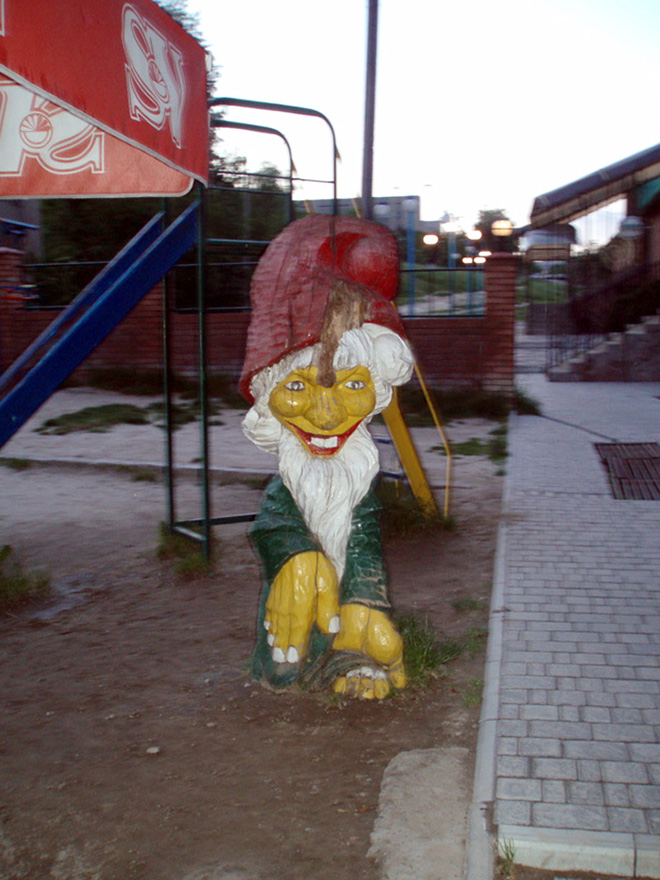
<box><xmin>1</xmin><ymin>253</ymin><xmax>518</xmax><ymax>397</ymax></box>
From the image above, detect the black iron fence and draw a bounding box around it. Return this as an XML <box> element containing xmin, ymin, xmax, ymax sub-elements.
<box><xmin>23</xmin><ymin>256</ymin><xmax>485</xmax><ymax>318</ymax></box>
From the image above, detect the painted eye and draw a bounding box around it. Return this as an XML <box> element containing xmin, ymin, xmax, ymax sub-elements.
<box><xmin>284</xmin><ymin>380</ymin><xmax>305</xmax><ymax>392</ymax></box>
<box><xmin>344</xmin><ymin>380</ymin><xmax>366</xmax><ymax>390</ymax></box>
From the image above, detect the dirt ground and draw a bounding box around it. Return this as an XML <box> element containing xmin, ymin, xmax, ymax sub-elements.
<box><xmin>0</xmin><ymin>402</ymin><xmax>502</xmax><ymax>880</ymax></box>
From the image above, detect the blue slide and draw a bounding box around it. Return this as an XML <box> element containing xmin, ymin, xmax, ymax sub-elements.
<box><xmin>0</xmin><ymin>202</ymin><xmax>198</xmax><ymax>448</ymax></box>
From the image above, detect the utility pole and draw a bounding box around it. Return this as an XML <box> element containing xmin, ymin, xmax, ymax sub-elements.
<box><xmin>362</xmin><ymin>0</ymin><xmax>378</xmax><ymax>221</ymax></box>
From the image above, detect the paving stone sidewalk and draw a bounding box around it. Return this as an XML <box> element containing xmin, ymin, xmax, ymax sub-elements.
<box><xmin>472</xmin><ymin>376</ymin><xmax>660</xmax><ymax>877</ymax></box>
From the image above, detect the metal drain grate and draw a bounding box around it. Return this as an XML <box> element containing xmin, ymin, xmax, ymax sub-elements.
<box><xmin>595</xmin><ymin>442</ymin><xmax>660</xmax><ymax>500</ymax></box>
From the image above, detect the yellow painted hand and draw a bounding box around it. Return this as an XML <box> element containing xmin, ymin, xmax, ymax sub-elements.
<box><xmin>332</xmin><ymin>604</ymin><xmax>407</xmax><ymax>699</ymax></box>
<box><xmin>265</xmin><ymin>551</ymin><xmax>340</xmax><ymax>664</ymax></box>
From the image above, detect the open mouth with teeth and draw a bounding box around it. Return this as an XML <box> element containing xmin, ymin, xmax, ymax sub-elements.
<box><xmin>287</xmin><ymin>421</ymin><xmax>363</xmax><ymax>456</ymax></box>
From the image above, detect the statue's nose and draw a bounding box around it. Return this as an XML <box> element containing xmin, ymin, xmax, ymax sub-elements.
<box><xmin>307</xmin><ymin>387</ymin><xmax>345</xmax><ymax>431</ymax></box>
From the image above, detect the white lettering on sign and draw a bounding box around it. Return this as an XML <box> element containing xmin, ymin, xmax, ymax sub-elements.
<box><xmin>122</xmin><ymin>4</ymin><xmax>186</xmax><ymax>148</ymax></box>
<box><xmin>0</xmin><ymin>79</ymin><xmax>104</xmax><ymax>176</ymax></box>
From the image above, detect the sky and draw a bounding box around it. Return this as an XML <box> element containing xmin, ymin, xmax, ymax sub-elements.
<box><xmin>186</xmin><ymin>0</ymin><xmax>660</xmax><ymax>232</ymax></box>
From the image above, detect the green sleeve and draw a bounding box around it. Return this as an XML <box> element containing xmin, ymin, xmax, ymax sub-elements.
<box><xmin>249</xmin><ymin>476</ymin><xmax>319</xmax><ymax>584</ymax></box>
<box><xmin>340</xmin><ymin>486</ymin><xmax>390</xmax><ymax>609</ymax></box>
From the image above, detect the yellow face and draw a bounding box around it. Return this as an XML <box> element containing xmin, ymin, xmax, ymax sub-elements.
<box><xmin>268</xmin><ymin>364</ymin><xmax>376</xmax><ymax>456</ymax></box>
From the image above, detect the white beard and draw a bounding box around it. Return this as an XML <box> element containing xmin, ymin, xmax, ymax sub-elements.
<box><xmin>277</xmin><ymin>424</ymin><xmax>379</xmax><ymax>581</ymax></box>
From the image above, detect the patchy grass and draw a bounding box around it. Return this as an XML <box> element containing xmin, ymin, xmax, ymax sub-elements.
<box><xmin>452</xmin><ymin>597</ymin><xmax>485</xmax><ymax>613</ymax></box>
<box><xmin>157</xmin><ymin>523</ymin><xmax>213</xmax><ymax>579</ymax></box>
<box><xmin>0</xmin><ymin>545</ymin><xmax>50</xmax><ymax>613</ymax></box>
<box><xmin>497</xmin><ymin>838</ymin><xmax>518</xmax><ymax>880</ymax></box>
<box><xmin>462</xmin><ymin>678</ymin><xmax>484</xmax><ymax>707</ymax></box>
<box><xmin>36</xmin><ymin>403</ymin><xmax>149</xmax><ymax>434</ymax></box>
<box><xmin>396</xmin><ymin>613</ymin><xmax>489</xmax><ymax>688</ymax></box>
<box><xmin>130</xmin><ymin>467</ymin><xmax>160</xmax><ymax>483</ymax></box>
<box><xmin>0</xmin><ymin>457</ymin><xmax>32</xmax><ymax>471</ymax></box>
<box><xmin>82</xmin><ymin>368</ymin><xmax>248</xmax><ymax>410</ymax></box>
<box><xmin>462</xmin><ymin>626</ymin><xmax>489</xmax><ymax>655</ymax></box>
<box><xmin>35</xmin><ymin>400</ymin><xmax>222</xmax><ymax>435</ymax></box>
<box><xmin>377</xmin><ymin>479</ymin><xmax>446</xmax><ymax>537</ymax></box>
<box><xmin>444</xmin><ymin>427</ymin><xmax>508</xmax><ymax>464</ymax></box>
<box><xmin>396</xmin><ymin>614</ymin><xmax>451</xmax><ymax>686</ymax></box>
<box><xmin>398</xmin><ymin>383</ymin><xmax>542</xmax><ymax>426</ymax></box>
<box><xmin>144</xmin><ymin>399</ymin><xmax>223</xmax><ymax>430</ymax></box>
<box><xmin>513</xmin><ymin>387</ymin><xmax>541</xmax><ymax>416</ymax></box>
<box><xmin>400</xmin><ymin>386</ymin><xmax>510</xmax><ymax>425</ymax></box>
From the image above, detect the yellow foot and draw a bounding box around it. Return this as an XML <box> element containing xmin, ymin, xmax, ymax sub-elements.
<box><xmin>332</xmin><ymin>604</ymin><xmax>407</xmax><ymax>697</ymax></box>
<box><xmin>333</xmin><ymin>666</ymin><xmax>391</xmax><ymax>700</ymax></box>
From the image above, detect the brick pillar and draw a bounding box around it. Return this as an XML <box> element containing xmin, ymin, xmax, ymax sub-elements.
<box><xmin>0</xmin><ymin>248</ymin><xmax>25</xmax><ymax>373</ymax></box>
<box><xmin>483</xmin><ymin>252</ymin><xmax>518</xmax><ymax>398</ymax></box>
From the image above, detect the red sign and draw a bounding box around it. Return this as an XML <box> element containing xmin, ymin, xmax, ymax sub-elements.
<box><xmin>0</xmin><ymin>0</ymin><xmax>209</xmax><ymax>196</ymax></box>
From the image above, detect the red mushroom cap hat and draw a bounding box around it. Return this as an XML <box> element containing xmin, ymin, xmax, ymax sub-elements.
<box><xmin>239</xmin><ymin>214</ymin><xmax>405</xmax><ymax>402</ymax></box>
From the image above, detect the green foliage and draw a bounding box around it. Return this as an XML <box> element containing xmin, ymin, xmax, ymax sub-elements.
<box><xmin>606</xmin><ymin>278</ymin><xmax>660</xmax><ymax>333</ymax></box>
<box><xmin>31</xmin><ymin>164</ymin><xmax>289</xmax><ymax>310</ymax></box>
<box><xmin>475</xmin><ymin>208</ymin><xmax>516</xmax><ymax>253</ymax></box>
<box><xmin>34</xmin><ymin>198</ymin><xmax>161</xmax><ymax>305</ymax></box>
<box><xmin>0</xmin><ymin>545</ymin><xmax>50</xmax><ymax>613</ymax></box>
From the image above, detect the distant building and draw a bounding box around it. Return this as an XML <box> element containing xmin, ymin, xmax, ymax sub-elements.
<box><xmin>294</xmin><ymin>195</ymin><xmax>438</xmax><ymax>235</ymax></box>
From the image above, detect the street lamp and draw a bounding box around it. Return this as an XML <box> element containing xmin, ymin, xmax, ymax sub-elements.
<box><xmin>618</xmin><ymin>216</ymin><xmax>645</xmax><ymax>240</ymax></box>
<box><xmin>491</xmin><ymin>218</ymin><xmax>514</xmax><ymax>251</ymax></box>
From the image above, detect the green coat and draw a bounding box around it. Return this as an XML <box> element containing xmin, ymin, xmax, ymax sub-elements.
<box><xmin>250</xmin><ymin>475</ymin><xmax>390</xmax><ymax>689</ymax></box>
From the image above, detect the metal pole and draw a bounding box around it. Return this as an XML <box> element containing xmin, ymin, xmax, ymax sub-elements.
<box><xmin>407</xmin><ymin>208</ymin><xmax>416</xmax><ymax>314</ymax></box>
<box><xmin>196</xmin><ymin>184</ymin><xmax>211</xmax><ymax>560</ymax></box>
<box><xmin>161</xmin><ymin>199</ymin><xmax>175</xmax><ymax>531</ymax></box>
<box><xmin>362</xmin><ymin>0</ymin><xmax>378</xmax><ymax>221</ymax></box>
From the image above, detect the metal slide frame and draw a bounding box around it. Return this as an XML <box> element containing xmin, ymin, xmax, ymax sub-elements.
<box><xmin>163</xmin><ymin>102</ymin><xmax>340</xmax><ymax>560</ymax></box>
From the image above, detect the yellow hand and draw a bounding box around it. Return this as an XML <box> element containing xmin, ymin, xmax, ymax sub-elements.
<box><xmin>265</xmin><ymin>551</ymin><xmax>340</xmax><ymax>664</ymax></box>
<box><xmin>332</xmin><ymin>604</ymin><xmax>407</xmax><ymax>698</ymax></box>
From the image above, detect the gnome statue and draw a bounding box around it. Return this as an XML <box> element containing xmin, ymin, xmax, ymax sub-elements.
<box><xmin>240</xmin><ymin>215</ymin><xmax>414</xmax><ymax>700</ymax></box>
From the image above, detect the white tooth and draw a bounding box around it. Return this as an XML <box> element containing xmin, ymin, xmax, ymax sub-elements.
<box><xmin>313</xmin><ymin>435</ymin><xmax>338</xmax><ymax>448</ymax></box>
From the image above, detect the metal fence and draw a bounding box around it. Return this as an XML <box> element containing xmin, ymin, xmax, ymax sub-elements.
<box><xmin>23</xmin><ymin>257</ymin><xmax>485</xmax><ymax>318</ymax></box>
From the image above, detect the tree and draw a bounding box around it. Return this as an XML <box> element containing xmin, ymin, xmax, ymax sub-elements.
<box><xmin>475</xmin><ymin>209</ymin><xmax>516</xmax><ymax>253</ymax></box>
